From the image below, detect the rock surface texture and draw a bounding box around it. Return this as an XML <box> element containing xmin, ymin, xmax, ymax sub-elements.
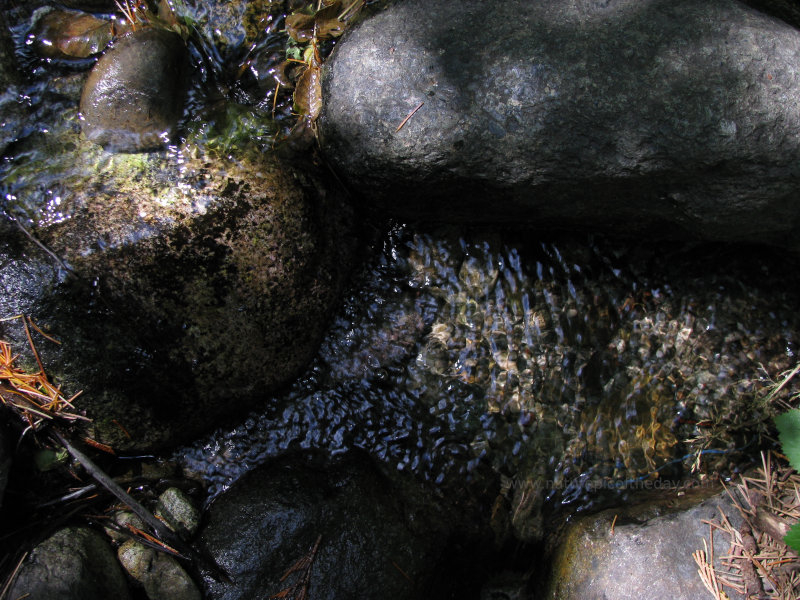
<box><xmin>0</xmin><ymin>147</ymin><xmax>357</xmax><ymax>451</ymax></box>
<box><xmin>8</xmin><ymin>526</ymin><xmax>132</xmax><ymax>600</ymax></box>
<box><xmin>80</xmin><ymin>27</ymin><xmax>189</xmax><ymax>152</ymax></box>
<box><xmin>545</xmin><ymin>490</ymin><xmax>746</xmax><ymax>600</ymax></box>
<box><xmin>199</xmin><ymin>453</ymin><xmax>453</xmax><ymax>600</ymax></box>
<box><xmin>321</xmin><ymin>0</ymin><xmax>800</xmax><ymax>248</ymax></box>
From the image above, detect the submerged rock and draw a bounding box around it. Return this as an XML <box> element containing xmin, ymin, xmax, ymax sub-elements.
<box><xmin>0</xmin><ymin>134</ymin><xmax>357</xmax><ymax>450</ymax></box>
<box><xmin>321</xmin><ymin>0</ymin><xmax>800</xmax><ymax>248</ymax></box>
<box><xmin>80</xmin><ymin>27</ymin><xmax>189</xmax><ymax>152</ymax></box>
<box><xmin>8</xmin><ymin>526</ymin><xmax>131</xmax><ymax>600</ymax></box>
<box><xmin>545</xmin><ymin>489</ymin><xmax>746</xmax><ymax>600</ymax></box>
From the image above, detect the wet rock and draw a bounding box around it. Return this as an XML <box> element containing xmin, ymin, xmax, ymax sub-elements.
<box><xmin>104</xmin><ymin>510</ymin><xmax>146</xmax><ymax>542</ymax></box>
<box><xmin>8</xmin><ymin>526</ymin><xmax>131</xmax><ymax>600</ymax></box>
<box><xmin>0</xmin><ymin>11</ymin><xmax>19</xmax><ymax>86</ymax></box>
<box><xmin>156</xmin><ymin>487</ymin><xmax>200</xmax><ymax>538</ymax></box>
<box><xmin>0</xmin><ymin>136</ymin><xmax>357</xmax><ymax>451</ymax></box>
<box><xmin>80</xmin><ymin>27</ymin><xmax>189</xmax><ymax>152</ymax></box>
<box><xmin>30</xmin><ymin>8</ymin><xmax>113</xmax><ymax>60</ymax></box>
<box><xmin>118</xmin><ymin>540</ymin><xmax>201</xmax><ymax>600</ymax></box>
<box><xmin>321</xmin><ymin>0</ymin><xmax>800</xmax><ymax>249</ymax></box>
<box><xmin>0</xmin><ymin>11</ymin><xmax>28</xmax><ymax>155</ymax></box>
<box><xmin>544</xmin><ymin>489</ymin><xmax>746</xmax><ymax>600</ymax></box>
<box><xmin>199</xmin><ymin>452</ymin><xmax>451</xmax><ymax>599</ymax></box>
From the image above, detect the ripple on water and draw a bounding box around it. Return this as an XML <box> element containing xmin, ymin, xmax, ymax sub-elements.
<box><xmin>178</xmin><ymin>225</ymin><xmax>800</xmax><ymax>528</ymax></box>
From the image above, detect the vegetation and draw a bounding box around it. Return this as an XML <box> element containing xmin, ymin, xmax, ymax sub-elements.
<box><xmin>775</xmin><ymin>407</ymin><xmax>800</xmax><ymax>552</ymax></box>
<box><xmin>695</xmin><ymin>364</ymin><xmax>800</xmax><ymax>600</ymax></box>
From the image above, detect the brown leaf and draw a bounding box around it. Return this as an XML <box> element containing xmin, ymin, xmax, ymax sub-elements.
<box><xmin>293</xmin><ymin>65</ymin><xmax>322</xmax><ymax>120</ymax></box>
<box><xmin>33</xmin><ymin>10</ymin><xmax>113</xmax><ymax>59</ymax></box>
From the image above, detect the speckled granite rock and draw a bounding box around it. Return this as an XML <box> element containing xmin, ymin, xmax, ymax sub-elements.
<box><xmin>8</xmin><ymin>527</ymin><xmax>131</xmax><ymax>600</ymax></box>
<box><xmin>545</xmin><ymin>489</ymin><xmax>746</xmax><ymax>600</ymax></box>
<box><xmin>321</xmin><ymin>0</ymin><xmax>800</xmax><ymax>248</ymax></box>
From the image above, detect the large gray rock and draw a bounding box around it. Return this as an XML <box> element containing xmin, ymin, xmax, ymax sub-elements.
<box><xmin>8</xmin><ymin>526</ymin><xmax>132</xmax><ymax>600</ymax></box>
<box><xmin>545</xmin><ymin>489</ymin><xmax>746</xmax><ymax>600</ymax></box>
<box><xmin>321</xmin><ymin>0</ymin><xmax>800</xmax><ymax>248</ymax></box>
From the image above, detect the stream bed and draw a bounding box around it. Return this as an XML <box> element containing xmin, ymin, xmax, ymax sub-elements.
<box><xmin>2</xmin><ymin>0</ymin><xmax>800</xmax><ymax>561</ymax></box>
<box><xmin>177</xmin><ymin>223</ymin><xmax>800</xmax><ymax>537</ymax></box>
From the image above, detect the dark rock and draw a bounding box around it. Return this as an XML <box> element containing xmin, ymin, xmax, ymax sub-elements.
<box><xmin>80</xmin><ymin>27</ymin><xmax>189</xmax><ymax>152</ymax></box>
<box><xmin>0</xmin><ymin>428</ymin><xmax>9</xmax><ymax>510</ymax></box>
<box><xmin>0</xmin><ymin>11</ymin><xmax>19</xmax><ymax>87</ymax></box>
<box><xmin>0</xmin><ymin>11</ymin><xmax>28</xmax><ymax>155</ymax></box>
<box><xmin>320</xmin><ymin>0</ymin><xmax>800</xmax><ymax>248</ymax></box>
<box><xmin>0</xmin><ymin>145</ymin><xmax>357</xmax><ymax>451</ymax></box>
<box><xmin>544</xmin><ymin>489</ymin><xmax>746</xmax><ymax>600</ymax></box>
<box><xmin>7</xmin><ymin>526</ymin><xmax>132</xmax><ymax>600</ymax></box>
<box><xmin>199</xmin><ymin>453</ymin><xmax>453</xmax><ymax>600</ymax></box>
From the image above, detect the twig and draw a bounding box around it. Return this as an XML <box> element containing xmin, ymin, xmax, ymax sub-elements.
<box><xmin>391</xmin><ymin>559</ymin><xmax>412</xmax><ymax>582</ymax></box>
<box><xmin>0</xmin><ymin>551</ymin><xmax>27</xmax><ymax>600</ymax></box>
<box><xmin>271</xmin><ymin>535</ymin><xmax>322</xmax><ymax>600</ymax></box>
<box><xmin>53</xmin><ymin>429</ymin><xmax>231</xmax><ymax>582</ymax></box>
<box><xmin>51</xmin><ymin>430</ymin><xmax>174</xmax><ymax>540</ymax></box>
<box><xmin>9</xmin><ymin>218</ymin><xmax>74</xmax><ymax>275</ymax></box>
<box><xmin>395</xmin><ymin>101</ymin><xmax>424</xmax><ymax>133</ymax></box>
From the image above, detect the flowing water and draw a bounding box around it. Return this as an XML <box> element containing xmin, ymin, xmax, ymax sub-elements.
<box><xmin>177</xmin><ymin>224</ymin><xmax>800</xmax><ymax>534</ymax></box>
<box><xmin>3</xmin><ymin>0</ymin><xmax>800</xmax><ymax>540</ymax></box>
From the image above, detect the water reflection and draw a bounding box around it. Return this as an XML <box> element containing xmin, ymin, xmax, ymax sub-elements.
<box><xmin>178</xmin><ymin>225</ymin><xmax>800</xmax><ymax>531</ymax></box>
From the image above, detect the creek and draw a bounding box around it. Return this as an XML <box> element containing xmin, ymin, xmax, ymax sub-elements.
<box><xmin>179</xmin><ymin>223</ymin><xmax>800</xmax><ymax>533</ymax></box>
<box><xmin>2</xmin><ymin>0</ymin><xmax>800</xmax><ymax>559</ymax></box>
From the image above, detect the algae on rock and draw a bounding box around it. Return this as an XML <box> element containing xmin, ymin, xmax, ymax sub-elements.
<box><xmin>0</xmin><ymin>105</ymin><xmax>357</xmax><ymax>450</ymax></box>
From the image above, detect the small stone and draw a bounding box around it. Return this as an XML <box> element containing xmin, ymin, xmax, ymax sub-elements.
<box><xmin>80</xmin><ymin>27</ymin><xmax>189</xmax><ymax>152</ymax></box>
<box><xmin>104</xmin><ymin>510</ymin><xmax>146</xmax><ymax>543</ymax></box>
<box><xmin>30</xmin><ymin>8</ymin><xmax>113</xmax><ymax>60</ymax></box>
<box><xmin>145</xmin><ymin>553</ymin><xmax>202</xmax><ymax>600</ymax></box>
<box><xmin>155</xmin><ymin>487</ymin><xmax>200</xmax><ymax>537</ymax></box>
<box><xmin>117</xmin><ymin>538</ymin><xmax>156</xmax><ymax>583</ymax></box>
<box><xmin>118</xmin><ymin>540</ymin><xmax>200</xmax><ymax>600</ymax></box>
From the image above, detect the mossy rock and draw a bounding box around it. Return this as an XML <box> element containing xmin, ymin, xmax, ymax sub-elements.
<box><xmin>0</xmin><ymin>139</ymin><xmax>357</xmax><ymax>451</ymax></box>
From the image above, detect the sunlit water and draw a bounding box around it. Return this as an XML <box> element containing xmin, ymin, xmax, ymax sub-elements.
<box><xmin>3</xmin><ymin>1</ymin><xmax>800</xmax><ymax>532</ymax></box>
<box><xmin>177</xmin><ymin>225</ymin><xmax>800</xmax><ymax>524</ymax></box>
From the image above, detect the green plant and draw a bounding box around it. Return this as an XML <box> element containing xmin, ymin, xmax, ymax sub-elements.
<box><xmin>774</xmin><ymin>408</ymin><xmax>800</xmax><ymax>551</ymax></box>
